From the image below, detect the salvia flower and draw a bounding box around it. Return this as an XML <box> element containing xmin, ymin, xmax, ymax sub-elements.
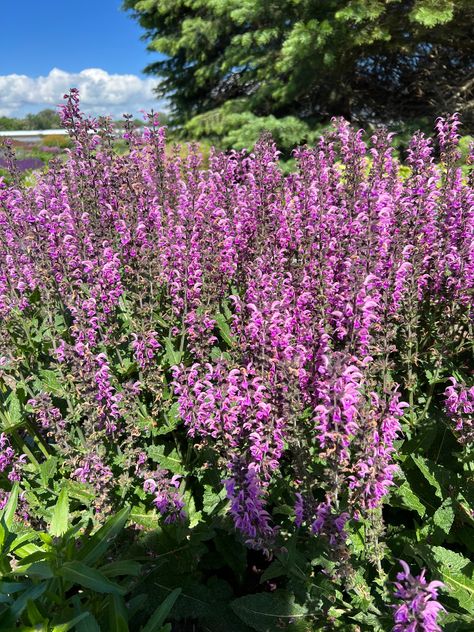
<box><xmin>392</xmin><ymin>560</ymin><xmax>445</xmax><ymax>632</ymax></box>
<box><xmin>143</xmin><ymin>470</ymin><xmax>186</xmax><ymax>524</ymax></box>
<box><xmin>224</xmin><ymin>458</ymin><xmax>277</xmax><ymax>551</ymax></box>
<box><xmin>444</xmin><ymin>377</ymin><xmax>474</xmax><ymax>444</ymax></box>
<box><xmin>0</xmin><ymin>433</ymin><xmax>26</xmax><ymax>481</ymax></box>
<box><xmin>311</xmin><ymin>500</ymin><xmax>350</xmax><ymax>549</ymax></box>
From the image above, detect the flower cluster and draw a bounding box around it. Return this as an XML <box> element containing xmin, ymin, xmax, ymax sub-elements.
<box><xmin>27</xmin><ymin>394</ymin><xmax>64</xmax><ymax>431</ymax></box>
<box><xmin>0</xmin><ymin>94</ymin><xmax>471</xmax><ymax>559</ymax></box>
<box><xmin>444</xmin><ymin>377</ymin><xmax>474</xmax><ymax>444</ymax></box>
<box><xmin>0</xmin><ymin>433</ymin><xmax>25</xmax><ymax>482</ymax></box>
<box><xmin>392</xmin><ymin>560</ymin><xmax>445</xmax><ymax>631</ymax></box>
<box><xmin>143</xmin><ymin>470</ymin><xmax>186</xmax><ymax>524</ymax></box>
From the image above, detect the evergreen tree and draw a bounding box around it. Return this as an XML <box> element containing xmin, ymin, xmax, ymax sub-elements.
<box><xmin>124</xmin><ymin>0</ymin><xmax>474</xmax><ymax>151</ymax></box>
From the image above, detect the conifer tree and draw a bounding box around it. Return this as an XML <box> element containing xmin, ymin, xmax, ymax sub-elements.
<box><xmin>124</xmin><ymin>0</ymin><xmax>474</xmax><ymax>151</ymax></box>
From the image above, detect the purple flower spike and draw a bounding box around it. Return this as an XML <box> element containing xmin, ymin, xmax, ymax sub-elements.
<box><xmin>392</xmin><ymin>560</ymin><xmax>445</xmax><ymax>632</ymax></box>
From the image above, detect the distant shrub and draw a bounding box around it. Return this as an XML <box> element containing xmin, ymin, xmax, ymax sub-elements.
<box><xmin>41</xmin><ymin>134</ymin><xmax>72</xmax><ymax>148</ymax></box>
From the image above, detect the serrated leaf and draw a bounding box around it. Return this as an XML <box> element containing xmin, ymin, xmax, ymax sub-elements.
<box><xmin>5</xmin><ymin>392</ymin><xmax>22</xmax><ymax>428</ymax></box>
<box><xmin>160</xmin><ymin>578</ymin><xmax>246</xmax><ymax>632</ymax></box>
<box><xmin>214</xmin><ymin>532</ymin><xmax>246</xmax><ymax>578</ymax></box>
<box><xmin>231</xmin><ymin>590</ymin><xmax>309</xmax><ymax>632</ymax></box>
<box><xmin>417</xmin><ymin>545</ymin><xmax>474</xmax><ymax>614</ymax></box>
<box><xmin>440</xmin><ymin>570</ymin><xmax>474</xmax><ymax>613</ymax></box>
<box><xmin>147</xmin><ymin>446</ymin><xmax>184</xmax><ymax>475</ymax></box>
<box><xmin>156</xmin><ymin>402</ymin><xmax>181</xmax><ymax>435</ymax></box>
<box><xmin>39</xmin><ymin>457</ymin><xmax>58</xmax><ymax>487</ymax></box>
<box><xmin>391</xmin><ymin>481</ymin><xmax>426</xmax><ymax>517</ymax></box>
<box><xmin>430</xmin><ymin>546</ymin><xmax>471</xmax><ymax>574</ymax></box>
<box><xmin>432</xmin><ymin>498</ymin><xmax>454</xmax><ymax>535</ymax></box>
<box><xmin>130</xmin><ymin>509</ymin><xmax>160</xmax><ymax>530</ymax></box>
<box><xmin>260</xmin><ymin>560</ymin><xmax>286</xmax><ymax>583</ymax></box>
<box><xmin>38</xmin><ymin>369</ymin><xmax>65</xmax><ymax>395</ymax></box>
<box><xmin>412</xmin><ymin>455</ymin><xmax>443</xmax><ymax>499</ymax></box>
<box><xmin>202</xmin><ymin>485</ymin><xmax>227</xmax><ymax>515</ymax></box>
<box><xmin>164</xmin><ymin>338</ymin><xmax>182</xmax><ymax>366</ymax></box>
<box><xmin>62</xmin><ymin>479</ymin><xmax>95</xmax><ymax>502</ymax></box>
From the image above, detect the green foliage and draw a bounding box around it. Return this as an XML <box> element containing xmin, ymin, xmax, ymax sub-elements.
<box><xmin>230</xmin><ymin>591</ymin><xmax>309</xmax><ymax>631</ymax></box>
<box><xmin>0</xmin><ymin>109</ymin><xmax>62</xmax><ymax>132</ymax></box>
<box><xmin>0</xmin><ymin>501</ymin><xmax>179</xmax><ymax>631</ymax></box>
<box><xmin>124</xmin><ymin>0</ymin><xmax>474</xmax><ymax>151</ymax></box>
<box><xmin>24</xmin><ymin>109</ymin><xmax>62</xmax><ymax>130</ymax></box>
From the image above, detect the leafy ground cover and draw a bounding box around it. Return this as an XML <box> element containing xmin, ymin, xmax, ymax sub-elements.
<box><xmin>0</xmin><ymin>91</ymin><xmax>473</xmax><ymax>631</ymax></box>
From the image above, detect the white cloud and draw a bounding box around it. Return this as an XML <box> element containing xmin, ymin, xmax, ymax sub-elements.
<box><xmin>0</xmin><ymin>68</ymin><xmax>166</xmax><ymax>118</ymax></box>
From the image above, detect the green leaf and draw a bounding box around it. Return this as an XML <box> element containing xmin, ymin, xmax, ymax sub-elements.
<box><xmin>164</xmin><ymin>338</ymin><xmax>182</xmax><ymax>366</ymax></box>
<box><xmin>57</xmin><ymin>561</ymin><xmax>126</xmax><ymax>595</ymax></box>
<box><xmin>39</xmin><ymin>457</ymin><xmax>58</xmax><ymax>487</ymax></box>
<box><xmin>410</xmin><ymin>2</ymin><xmax>454</xmax><ymax>27</ymax></box>
<box><xmin>215</xmin><ymin>312</ymin><xmax>235</xmax><ymax>346</ymax></box>
<box><xmin>156</xmin><ymin>402</ymin><xmax>181</xmax><ymax>435</ymax></box>
<box><xmin>1</xmin><ymin>483</ymin><xmax>19</xmax><ymax>531</ymax></box>
<box><xmin>260</xmin><ymin>560</ymin><xmax>286</xmax><ymax>583</ymax></box>
<box><xmin>26</xmin><ymin>598</ymin><xmax>45</xmax><ymax>625</ymax></box>
<box><xmin>14</xmin><ymin>549</ymin><xmax>50</xmax><ymax>567</ymax></box>
<box><xmin>51</xmin><ymin>612</ymin><xmax>91</xmax><ymax>632</ymax></box>
<box><xmin>202</xmin><ymin>485</ymin><xmax>227</xmax><ymax>515</ymax></box>
<box><xmin>5</xmin><ymin>391</ymin><xmax>22</xmax><ymax>428</ymax></box>
<box><xmin>214</xmin><ymin>532</ymin><xmax>246</xmax><ymax>578</ymax></box>
<box><xmin>432</xmin><ymin>498</ymin><xmax>455</xmax><ymax>535</ymax></box>
<box><xmin>15</xmin><ymin>561</ymin><xmax>54</xmax><ymax>579</ymax></box>
<box><xmin>391</xmin><ymin>481</ymin><xmax>426</xmax><ymax>517</ymax></box>
<box><xmin>141</xmin><ymin>588</ymin><xmax>181</xmax><ymax>632</ymax></box>
<box><xmin>438</xmin><ymin>569</ymin><xmax>474</xmax><ymax>614</ymax></box>
<box><xmin>100</xmin><ymin>560</ymin><xmax>141</xmax><ymax>578</ymax></box>
<box><xmin>108</xmin><ymin>593</ymin><xmax>129</xmax><ymax>632</ymax></box>
<box><xmin>38</xmin><ymin>369</ymin><xmax>65</xmax><ymax>395</ymax></box>
<box><xmin>9</xmin><ymin>583</ymin><xmax>47</xmax><ymax>620</ymax></box>
<box><xmin>231</xmin><ymin>590</ymin><xmax>309</xmax><ymax>632</ymax></box>
<box><xmin>0</xmin><ymin>582</ymin><xmax>25</xmax><ymax>595</ymax></box>
<box><xmin>429</xmin><ymin>546</ymin><xmax>471</xmax><ymax>574</ymax></box>
<box><xmin>130</xmin><ymin>509</ymin><xmax>160</xmax><ymax>530</ymax></box>
<box><xmin>72</xmin><ymin>596</ymin><xmax>101</xmax><ymax>632</ymax></box>
<box><xmin>417</xmin><ymin>545</ymin><xmax>474</xmax><ymax>614</ymax></box>
<box><xmin>412</xmin><ymin>455</ymin><xmax>443</xmax><ymax>498</ymax></box>
<box><xmin>78</xmin><ymin>507</ymin><xmax>130</xmax><ymax>565</ymax></box>
<box><xmin>128</xmin><ymin>594</ymin><xmax>147</xmax><ymax>619</ymax></box>
<box><xmin>147</xmin><ymin>446</ymin><xmax>184</xmax><ymax>475</ymax></box>
<box><xmin>50</xmin><ymin>487</ymin><xmax>69</xmax><ymax>537</ymax></box>
<box><xmin>62</xmin><ymin>479</ymin><xmax>95</xmax><ymax>503</ymax></box>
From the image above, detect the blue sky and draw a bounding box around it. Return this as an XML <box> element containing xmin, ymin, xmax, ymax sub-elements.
<box><xmin>0</xmin><ymin>1</ymin><xmax>166</xmax><ymax>117</ymax></box>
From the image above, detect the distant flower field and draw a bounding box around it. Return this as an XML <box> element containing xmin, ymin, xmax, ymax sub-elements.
<box><xmin>0</xmin><ymin>91</ymin><xmax>472</xmax><ymax>631</ymax></box>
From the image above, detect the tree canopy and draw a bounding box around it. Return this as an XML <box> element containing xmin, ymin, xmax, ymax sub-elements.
<box><xmin>124</xmin><ymin>0</ymin><xmax>474</xmax><ymax>151</ymax></box>
<box><xmin>0</xmin><ymin>109</ymin><xmax>62</xmax><ymax>131</ymax></box>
